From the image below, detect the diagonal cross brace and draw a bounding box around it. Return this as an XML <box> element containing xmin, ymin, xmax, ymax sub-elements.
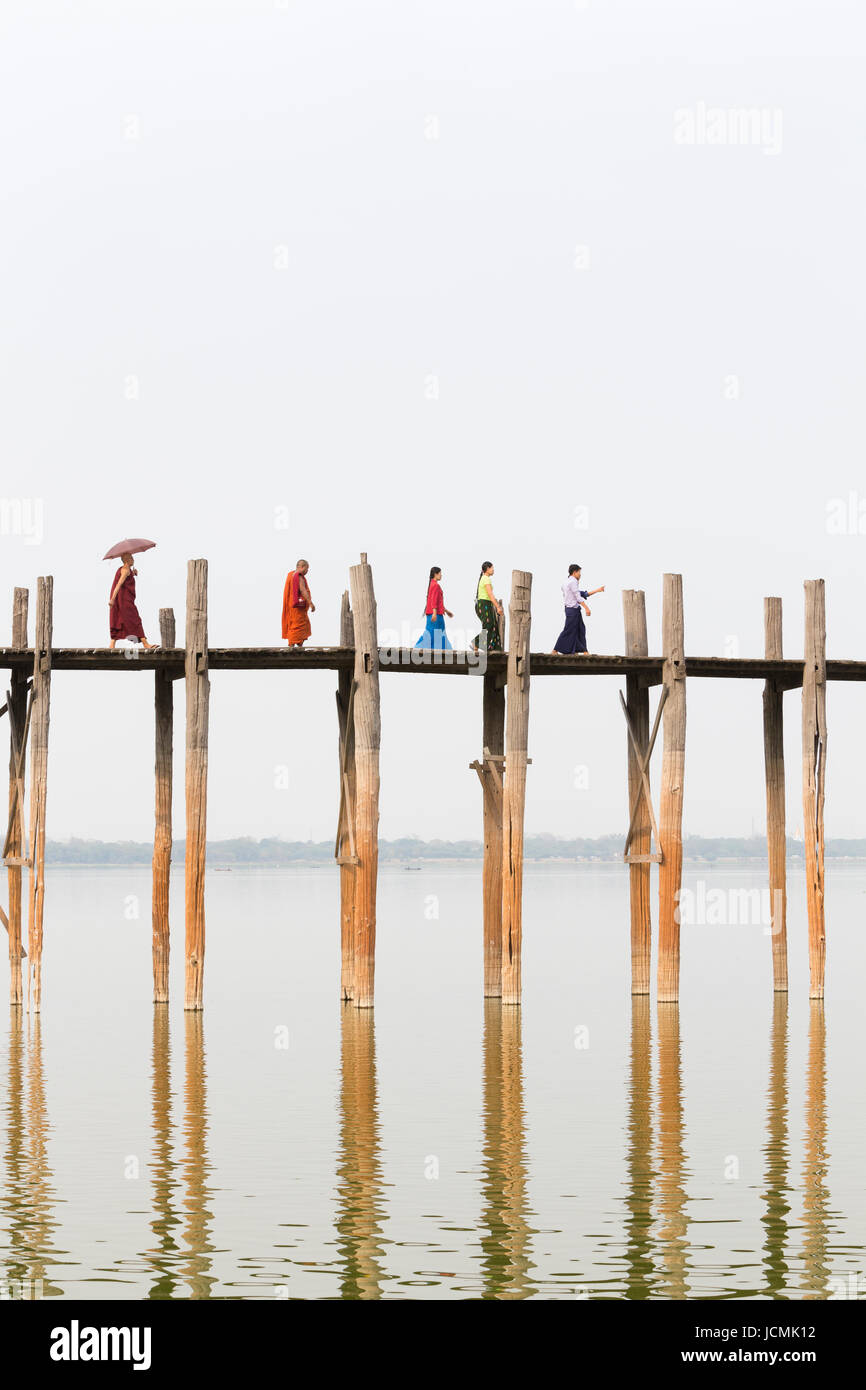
<box><xmin>620</xmin><ymin>683</ymin><xmax>668</xmax><ymax>862</ymax></box>
<box><xmin>335</xmin><ymin>679</ymin><xmax>358</xmax><ymax>863</ymax></box>
<box><xmin>3</xmin><ymin>685</ymin><xmax>34</xmax><ymax>862</ymax></box>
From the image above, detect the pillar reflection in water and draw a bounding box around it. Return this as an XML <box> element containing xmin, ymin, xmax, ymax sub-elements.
<box><xmin>146</xmin><ymin>1007</ymin><xmax>181</xmax><ymax>1299</ymax></box>
<box><xmin>655</xmin><ymin>1004</ymin><xmax>689</xmax><ymax>1299</ymax></box>
<box><xmin>180</xmin><ymin>1012</ymin><xmax>216</xmax><ymax>1299</ymax></box>
<box><xmin>761</xmin><ymin>993</ymin><xmax>791</xmax><ymax>1297</ymax></box>
<box><xmin>335</xmin><ymin>1005</ymin><xmax>386</xmax><ymax>1299</ymax></box>
<box><xmin>623</xmin><ymin>994</ymin><xmax>655</xmax><ymax>1299</ymax></box>
<box><xmin>143</xmin><ymin>1009</ymin><xmax>214</xmax><ymax>1299</ymax></box>
<box><xmin>1</xmin><ymin>1014</ymin><xmax>64</xmax><ymax>1298</ymax></box>
<box><xmin>480</xmin><ymin>999</ymin><xmax>535</xmax><ymax>1299</ymax></box>
<box><xmin>801</xmin><ymin>1001</ymin><xmax>832</xmax><ymax>1300</ymax></box>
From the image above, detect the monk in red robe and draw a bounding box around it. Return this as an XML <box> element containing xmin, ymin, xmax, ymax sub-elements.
<box><xmin>282</xmin><ymin>559</ymin><xmax>315</xmax><ymax>647</ymax></box>
<box><xmin>109</xmin><ymin>551</ymin><xmax>159</xmax><ymax>650</ymax></box>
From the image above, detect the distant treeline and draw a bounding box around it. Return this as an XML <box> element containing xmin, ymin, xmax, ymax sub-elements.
<box><xmin>40</xmin><ymin>834</ymin><xmax>866</xmax><ymax>864</ymax></box>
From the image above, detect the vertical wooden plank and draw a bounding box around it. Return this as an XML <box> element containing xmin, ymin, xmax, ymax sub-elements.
<box><xmin>623</xmin><ymin>589</ymin><xmax>651</xmax><ymax>995</ymax></box>
<box><xmin>27</xmin><ymin>576</ymin><xmax>53</xmax><ymax>1014</ymax></box>
<box><xmin>7</xmin><ymin>587</ymin><xmax>28</xmax><ymax>1005</ymax></box>
<box><xmin>657</xmin><ymin>573</ymin><xmax>686</xmax><ymax>1004</ymax></box>
<box><xmin>337</xmin><ymin>590</ymin><xmax>357</xmax><ymax>1001</ymax></box>
<box><xmin>802</xmin><ymin>580</ymin><xmax>826</xmax><ymax>1000</ymax></box>
<box><xmin>153</xmin><ymin>608</ymin><xmax>175</xmax><ymax>1003</ymax></box>
<box><xmin>500</xmin><ymin>570</ymin><xmax>532</xmax><ymax>1006</ymax></box>
<box><xmin>184</xmin><ymin>562</ymin><xmax>209</xmax><ymax>1011</ymax></box>
<box><xmin>482</xmin><ymin>672</ymin><xmax>505</xmax><ymax>997</ymax></box>
<box><xmin>763</xmin><ymin>597</ymin><xmax>787</xmax><ymax>992</ymax></box>
<box><xmin>348</xmin><ymin>555</ymin><xmax>380</xmax><ymax>1009</ymax></box>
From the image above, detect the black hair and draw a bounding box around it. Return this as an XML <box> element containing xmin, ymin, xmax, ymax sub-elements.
<box><xmin>429</xmin><ymin>566</ymin><xmax>441</xmax><ymax>582</ymax></box>
<box><xmin>480</xmin><ymin>561</ymin><xmax>493</xmax><ymax>575</ymax></box>
<box><xmin>568</xmin><ymin>563</ymin><xmax>582</xmax><ymax>575</ymax></box>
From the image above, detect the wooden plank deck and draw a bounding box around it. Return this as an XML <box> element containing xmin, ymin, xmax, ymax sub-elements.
<box><xmin>1</xmin><ymin>646</ymin><xmax>865</xmax><ymax>684</ymax></box>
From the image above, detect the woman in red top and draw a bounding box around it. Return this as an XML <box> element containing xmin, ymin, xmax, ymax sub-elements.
<box><xmin>414</xmin><ymin>566</ymin><xmax>453</xmax><ymax>651</ymax></box>
<box><xmin>108</xmin><ymin>552</ymin><xmax>159</xmax><ymax>649</ymax></box>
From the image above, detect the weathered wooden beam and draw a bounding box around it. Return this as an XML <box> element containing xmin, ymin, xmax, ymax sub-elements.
<box><xmin>501</xmin><ymin>570</ymin><xmax>532</xmax><ymax>1006</ymax></box>
<box><xmin>2</xmin><ymin>645</ymin><xmax>866</xmax><ymax>684</ymax></box>
<box><xmin>658</xmin><ymin>574</ymin><xmax>686</xmax><ymax>1005</ymax></box>
<box><xmin>0</xmin><ymin>678</ymin><xmax>31</xmax><ymax>719</ymax></box>
<box><xmin>623</xmin><ymin>590</ymin><xmax>651</xmax><ymax>996</ymax></box>
<box><xmin>27</xmin><ymin>577</ymin><xmax>52</xmax><ymax>1013</ymax></box>
<box><xmin>153</xmin><ymin>607</ymin><xmax>175</xmax><ymax>1004</ymax></box>
<box><xmin>762</xmin><ymin>597</ymin><xmax>787</xmax><ymax>992</ymax></box>
<box><xmin>802</xmin><ymin>580</ymin><xmax>826</xmax><ymax>1000</ymax></box>
<box><xmin>482</xmin><ymin>672</ymin><xmax>505</xmax><ymax>998</ymax></box>
<box><xmin>348</xmin><ymin>556</ymin><xmax>380</xmax><ymax>1009</ymax></box>
<box><xmin>7</xmin><ymin>588</ymin><xmax>27</xmax><ymax>1005</ymax></box>
<box><xmin>184</xmin><ymin>563</ymin><xmax>209</xmax><ymax>1011</ymax></box>
<box><xmin>337</xmin><ymin>590</ymin><xmax>357</xmax><ymax>1002</ymax></box>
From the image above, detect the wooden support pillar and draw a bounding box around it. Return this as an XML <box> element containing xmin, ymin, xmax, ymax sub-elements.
<box><xmin>337</xmin><ymin>590</ymin><xmax>357</xmax><ymax>1001</ymax></box>
<box><xmin>482</xmin><ymin>672</ymin><xmax>505</xmax><ymax>997</ymax></box>
<box><xmin>153</xmin><ymin>608</ymin><xmax>175</xmax><ymax>1004</ymax></box>
<box><xmin>7</xmin><ymin>588</ymin><xmax>28</xmax><ymax>1005</ymax></box>
<box><xmin>348</xmin><ymin>554</ymin><xmax>380</xmax><ymax>1009</ymax></box>
<box><xmin>27</xmin><ymin>576</ymin><xmax>53</xmax><ymax>1014</ymax></box>
<box><xmin>657</xmin><ymin>573</ymin><xmax>686</xmax><ymax>1004</ymax></box>
<box><xmin>802</xmin><ymin>579</ymin><xmax>826</xmax><ymax>1000</ymax></box>
<box><xmin>623</xmin><ymin>590</ymin><xmax>651</xmax><ymax>995</ymax></box>
<box><xmin>501</xmin><ymin>570</ymin><xmax>532</xmax><ymax>1006</ymax></box>
<box><xmin>762</xmin><ymin>597</ymin><xmax>787</xmax><ymax>991</ymax></box>
<box><xmin>184</xmin><ymin>562</ymin><xmax>209</xmax><ymax>1012</ymax></box>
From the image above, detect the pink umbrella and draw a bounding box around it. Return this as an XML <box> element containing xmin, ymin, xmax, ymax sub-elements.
<box><xmin>102</xmin><ymin>538</ymin><xmax>156</xmax><ymax>561</ymax></box>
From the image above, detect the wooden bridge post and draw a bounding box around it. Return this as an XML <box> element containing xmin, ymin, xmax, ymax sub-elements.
<box><xmin>482</xmin><ymin>671</ymin><xmax>505</xmax><ymax>997</ymax></box>
<box><xmin>153</xmin><ymin>608</ymin><xmax>175</xmax><ymax>1003</ymax></box>
<box><xmin>7</xmin><ymin>588</ymin><xmax>28</xmax><ymax>1005</ymax></box>
<box><xmin>348</xmin><ymin>554</ymin><xmax>380</xmax><ymax>1009</ymax></box>
<box><xmin>27</xmin><ymin>576</ymin><xmax>53</xmax><ymax>1013</ymax></box>
<box><xmin>337</xmin><ymin>590</ymin><xmax>357</xmax><ymax>1001</ymax></box>
<box><xmin>184</xmin><ymin>562</ymin><xmax>209</xmax><ymax>1011</ymax></box>
<box><xmin>501</xmin><ymin>571</ymin><xmax>532</xmax><ymax>1006</ymax></box>
<box><xmin>623</xmin><ymin>590</ymin><xmax>652</xmax><ymax>995</ymax></box>
<box><xmin>802</xmin><ymin>580</ymin><xmax>826</xmax><ymax>999</ymax></box>
<box><xmin>657</xmin><ymin>573</ymin><xmax>686</xmax><ymax>1004</ymax></box>
<box><xmin>762</xmin><ymin>597</ymin><xmax>787</xmax><ymax>991</ymax></box>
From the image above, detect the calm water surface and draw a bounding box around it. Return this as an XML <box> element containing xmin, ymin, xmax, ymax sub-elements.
<box><xmin>1</xmin><ymin>863</ymin><xmax>863</xmax><ymax>1300</ymax></box>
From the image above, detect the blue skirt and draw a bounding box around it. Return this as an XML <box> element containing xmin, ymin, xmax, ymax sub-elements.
<box><xmin>415</xmin><ymin>614</ymin><xmax>452</xmax><ymax>650</ymax></box>
<box><xmin>554</xmin><ymin>606</ymin><xmax>586</xmax><ymax>654</ymax></box>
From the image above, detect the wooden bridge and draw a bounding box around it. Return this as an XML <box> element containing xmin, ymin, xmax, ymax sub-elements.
<box><xmin>0</xmin><ymin>557</ymin><xmax>830</xmax><ymax>1012</ymax></box>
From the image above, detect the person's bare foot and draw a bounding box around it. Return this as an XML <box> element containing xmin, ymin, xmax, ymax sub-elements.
<box><xmin>109</xmin><ymin>639</ymin><xmax>116</xmax><ymax>650</ymax></box>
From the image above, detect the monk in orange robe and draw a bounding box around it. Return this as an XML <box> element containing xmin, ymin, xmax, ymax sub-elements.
<box><xmin>282</xmin><ymin>559</ymin><xmax>315</xmax><ymax>647</ymax></box>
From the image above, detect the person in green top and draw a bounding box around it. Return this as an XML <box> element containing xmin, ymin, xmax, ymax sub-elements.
<box><xmin>472</xmin><ymin>561</ymin><xmax>504</xmax><ymax>652</ymax></box>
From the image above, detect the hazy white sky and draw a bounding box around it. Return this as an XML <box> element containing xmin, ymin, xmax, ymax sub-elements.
<box><xmin>2</xmin><ymin>0</ymin><xmax>865</xmax><ymax>843</ymax></box>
